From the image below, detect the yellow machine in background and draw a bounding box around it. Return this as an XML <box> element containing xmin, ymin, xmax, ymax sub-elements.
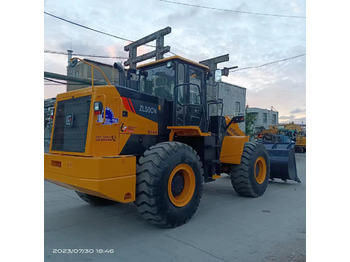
<box><xmin>283</xmin><ymin>123</ymin><xmax>303</xmax><ymax>132</ymax></box>
<box><xmin>283</xmin><ymin>123</ymin><xmax>306</xmax><ymax>153</ymax></box>
<box><xmin>295</xmin><ymin>131</ymin><xmax>306</xmax><ymax>153</ymax></box>
<box><xmin>256</xmin><ymin>122</ymin><xmax>306</xmax><ymax>153</ymax></box>
<box><xmin>225</xmin><ymin>116</ymin><xmax>246</xmax><ymax>136</ymax></box>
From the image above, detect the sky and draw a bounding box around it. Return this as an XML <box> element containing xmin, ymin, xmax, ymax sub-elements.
<box><xmin>44</xmin><ymin>0</ymin><xmax>306</xmax><ymax>124</ymax></box>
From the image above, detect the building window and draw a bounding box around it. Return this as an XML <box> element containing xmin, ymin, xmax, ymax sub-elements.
<box><xmin>235</xmin><ymin>102</ymin><xmax>241</xmax><ymax>113</ymax></box>
<box><xmin>75</xmin><ymin>71</ymin><xmax>79</xmax><ymax>78</ymax></box>
<box><xmin>263</xmin><ymin>113</ymin><xmax>267</xmax><ymax>123</ymax></box>
<box><xmin>272</xmin><ymin>114</ymin><xmax>277</xmax><ymax>124</ymax></box>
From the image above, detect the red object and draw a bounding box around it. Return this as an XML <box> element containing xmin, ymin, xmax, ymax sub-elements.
<box><xmin>121</xmin><ymin>97</ymin><xmax>135</xmax><ymax>113</ymax></box>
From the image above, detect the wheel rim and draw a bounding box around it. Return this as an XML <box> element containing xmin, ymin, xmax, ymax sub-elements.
<box><xmin>254</xmin><ymin>156</ymin><xmax>267</xmax><ymax>184</ymax></box>
<box><xmin>168</xmin><ymin>164</ymin><xmax>196</xmax><ymax>207</ymax></box>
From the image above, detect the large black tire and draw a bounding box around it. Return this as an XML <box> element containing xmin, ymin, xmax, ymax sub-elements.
<box><xmin>135</xmin><ymin>142</ymin><xmax>203</xmax><ymax>228</ymax></box>
<box><xmin>295</xmin><ymin>146</ymin><xmax>303</xmax><ymax>153</ymax></box>
<box><xmin>75</xmin><ymin>191</ymin><xmax>116</xmax><ymax>206</ymax></box>
<box><xmin>230</xmin><ymin>142</ymin><xmax>270</xmax><ymax>197</ymax></box>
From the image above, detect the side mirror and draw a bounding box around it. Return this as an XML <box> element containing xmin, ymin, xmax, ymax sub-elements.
<box><xmin>214</xmin><ymin>69</ymin><xmax>222</xmax><ymax>83</ymax></box>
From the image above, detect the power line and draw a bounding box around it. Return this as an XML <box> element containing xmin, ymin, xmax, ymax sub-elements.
<box><xmin>44</xmin><ymin>50</ymin><xmax>128</xmax><ymax>59</ymax></box>
<box><xmin>44</xmin><ymin>12</ymin><xmax>133</xmax><ymax>42</ymax></box>
<box><xmin>44</xmin><ymin>11</ymin><xmax>177</xmax><ymax>56</ymax></box>
<box><xmin>230</xmin><ymin>54</ymin><xmax>306</xmax><ymax>72</ymax></box>
<box><xmin>158</xmin><ymin>0</ymin><xmax>306</xmax><ymax>19</ymax></box>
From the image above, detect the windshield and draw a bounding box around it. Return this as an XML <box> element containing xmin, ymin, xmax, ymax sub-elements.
<box><xmin>139</xmin><ymin>63</ymin><xmax>175</xmax><ymax>100</ymax></box>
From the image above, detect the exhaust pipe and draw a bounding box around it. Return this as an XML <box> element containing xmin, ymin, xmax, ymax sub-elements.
<box><xmin>114</xmin><ymin>62</ymin><xmax>126</xmax><ymax>86</ymax></box>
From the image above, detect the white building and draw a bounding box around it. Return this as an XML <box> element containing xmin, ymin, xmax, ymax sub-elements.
<box><xmin>218</xmin><ymin>82</ymin><xmax>246</xmax><ymax>131</ymax></box>
<box><xmin>247</xmin><ymin>107</ymin><xmax>279</xmax><ymax>133</ymax></box>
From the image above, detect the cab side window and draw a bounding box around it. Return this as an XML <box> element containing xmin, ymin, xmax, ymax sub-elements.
<box><xmin>177</xmin><ymin>63</ymin><xmax>185</xmax><ymax>104</ymax></box>
<box><xmin>189</xmin><ymin>68</ymin><xmax>202</xmax><ymax>105</ymax></box>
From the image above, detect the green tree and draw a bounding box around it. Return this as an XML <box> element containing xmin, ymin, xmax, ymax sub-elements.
<box><xmin>245</xmin><ymin>106</ymin><xmax>257</xmax><ymax>138</ymax></box>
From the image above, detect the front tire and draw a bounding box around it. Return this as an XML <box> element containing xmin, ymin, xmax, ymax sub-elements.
<box><xmin>230</xmin><ymin>142</ymin><xmax>270</xmax><ymax>197</ymax></box>
<box><xmin>135</xmin><ymin>142</ymin><xmax>203</xmax><ymax>228</ymax></box>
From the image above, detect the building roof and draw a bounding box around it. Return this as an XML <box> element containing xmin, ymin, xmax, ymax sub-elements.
<box><xmin>83</xmin><ymin>59</ymin><xmax>113</xmax><ymax>68</ymax></box>
<box><xmin>247</xmin><ymin>107</ymin><xmax>279</xmax><ymax>113</ymax></box>
<box><xmin>219</xmin><ymin>81</ymin><xmax>246</xmax><ymax>90</ymax></box>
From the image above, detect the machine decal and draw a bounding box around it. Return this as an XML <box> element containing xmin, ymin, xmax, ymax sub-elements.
<box><xmin>95</xmin><ymin>135</ymin><xmax>117</xmax><ymax>142</ymax></box>
<box><xmin>120</xmin><ymin>123</ymin><xmax>136</xmax><ymax>133</ymax></box>
<box><xmin>121</xmin><ymin>97</ymin><xmax>158</xmax><ymax>122</ymax></box>
<box><xmin>132</xmin><ymin>99</ymin><xmax>158</xmax><ymax>122</ymax></box>
<box><xmin>139</xmin><ymin>105</ymin><xmax>157</xmax><ymax>114</ymax></box>
<box><xmin>97</xmin><ymin>107</ymin><xmax>119</xmax><ymax>125</ymax></box>
<box><xmin>121</xmin><ymin>97</ymin><xmax>135</xmax><ymax>113</ymax></box>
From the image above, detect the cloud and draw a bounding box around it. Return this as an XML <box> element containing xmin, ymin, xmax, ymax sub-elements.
<box><xmin>279</xmin><ymin>114</ymin><xmax>306</xmax><ymax>124</ymax></box>
<box><xmin>290</xmin><ymin>108</ymin><xmax>306</xmax><ymax>114</ymax></box>
<box><xmin>280</xmin><ymin>115</ymin><xmax>292</xmax><ymax>119</ymax></box>
<box><xmin>44</xmin><ymin>0</ymin><xmax>306</xmax><ymax>122</ymax></box>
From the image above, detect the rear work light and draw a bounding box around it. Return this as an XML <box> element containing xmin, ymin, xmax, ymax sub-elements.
<box><xmin>50</xmin><ymin>108</ymin><xmax>54</xmax><ymax>119</ymax></box>
<box><xmin>94</xmin><ymin>101</ymin><xmax>103</xmax><ymax>115</ymax></box>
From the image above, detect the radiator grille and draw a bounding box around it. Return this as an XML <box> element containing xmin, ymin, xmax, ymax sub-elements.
<box><xmin>51</xmin><ymin>95</ymin><xmax>91</xmax><ymax>153</ymax></box>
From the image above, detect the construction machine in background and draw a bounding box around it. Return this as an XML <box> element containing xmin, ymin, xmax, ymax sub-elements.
<box><xmin>257</xmin><ymin>123</ymin><xmax>306</xmax><ymax>154</ymax></box>
<box><xmin>295</xmin><ymin>131</ymin><xmax>306</xmax><ymax>153</ymax></box>
<box><xmin>44</xmin><ymin>27</ymin><xmax>300</xmax><ymax>227</ymax></box>
<box><xmin>282</xmin><ymin>123</ymin><xmax>306</xmax><ymax>153</ymax></box>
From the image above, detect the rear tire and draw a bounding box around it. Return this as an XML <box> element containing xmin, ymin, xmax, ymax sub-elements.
<box><xmin>75</xmin><ymin>191</ymin><xmax>116</xmax><ymax>206</ymax></box>
<box><xmin>295</xmin><ymin>146</ymin><xmax>303</xmax><ymax>153</ymax></box>
<box><xmin>230</xmin><ymin>142</ymin><xmax>270</xmax><ymax>197</ymax></box>
<box><xmin>135</xmin><ymin>142</ymin><xmax>203</xmax><ymax>228</ymax></box>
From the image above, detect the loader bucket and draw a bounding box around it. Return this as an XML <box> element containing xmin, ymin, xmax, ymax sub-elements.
<box><xmin>261</xmin><ymin>142</ymin><xmax>301</xmax><ymax>183</ymax></box>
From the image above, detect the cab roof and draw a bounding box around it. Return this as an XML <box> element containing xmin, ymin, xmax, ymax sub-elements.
<box><xmin>137</xmin><ymin>55</ymin><xmax>210</xmax><ymax>71</ymax></box>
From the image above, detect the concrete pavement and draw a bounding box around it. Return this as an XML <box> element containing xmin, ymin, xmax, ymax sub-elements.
<box><xmin>44</xmin><ymin>154</ymin><xmax>306</xmax><ymax>262</ymax></box>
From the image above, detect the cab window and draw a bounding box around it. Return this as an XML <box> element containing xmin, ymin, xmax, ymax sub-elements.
<box><xmin>139</xmin><ymin>63</ymin><xmax>175</xmax><ymax>100</ymax></box>
<box><xmin>189</xmin><ymin>67</ymin><xmax>203</xmax><ymax>105</ymax></box>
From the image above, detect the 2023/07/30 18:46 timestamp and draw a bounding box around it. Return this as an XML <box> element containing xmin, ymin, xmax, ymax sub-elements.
<box><xmin>52</xmin><ymin>249</ymin><xmax>115</xmax><ymax>254</ymax></box>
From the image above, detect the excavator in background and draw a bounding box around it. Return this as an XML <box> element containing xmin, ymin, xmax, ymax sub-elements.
<box><xmin>44</xmin><ymin>27</ymin><xmax>300</xmax><ymax>228</ymax></box>
<box><xmin>257</xmin><ymin>122</ymin><xmax>306</xmax><ymax>153</ymax></box>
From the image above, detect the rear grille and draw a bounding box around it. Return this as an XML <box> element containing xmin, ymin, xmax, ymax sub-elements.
<box><xmin>51</xmin><ymin>95</ymin><xmax>91</xmax><ymax>153</ymax></box>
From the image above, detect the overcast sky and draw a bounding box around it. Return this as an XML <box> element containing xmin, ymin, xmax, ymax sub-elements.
<box><xmin>44</xmin><ymin>0</ymin><xmax>306</xmax><ymax>124</ymax></box>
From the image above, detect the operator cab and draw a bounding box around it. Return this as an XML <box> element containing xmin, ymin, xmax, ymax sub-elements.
<box><xmin>137</xmin><ymin>56</ymin><xmax>210</xmax><ymax>131</ymax></box>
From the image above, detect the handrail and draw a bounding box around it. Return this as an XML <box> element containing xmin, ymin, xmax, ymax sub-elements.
<box><xmin>70</xmin><ymin>57</ymin><xmax>112</xmax><ymax>86</ymax></box>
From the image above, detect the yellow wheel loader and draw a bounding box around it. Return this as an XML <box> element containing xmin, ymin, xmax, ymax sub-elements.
<box><xmin>45</xmin><ymin>28</ymin><xmax>299</xmax><ymax>227</ymax></box>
